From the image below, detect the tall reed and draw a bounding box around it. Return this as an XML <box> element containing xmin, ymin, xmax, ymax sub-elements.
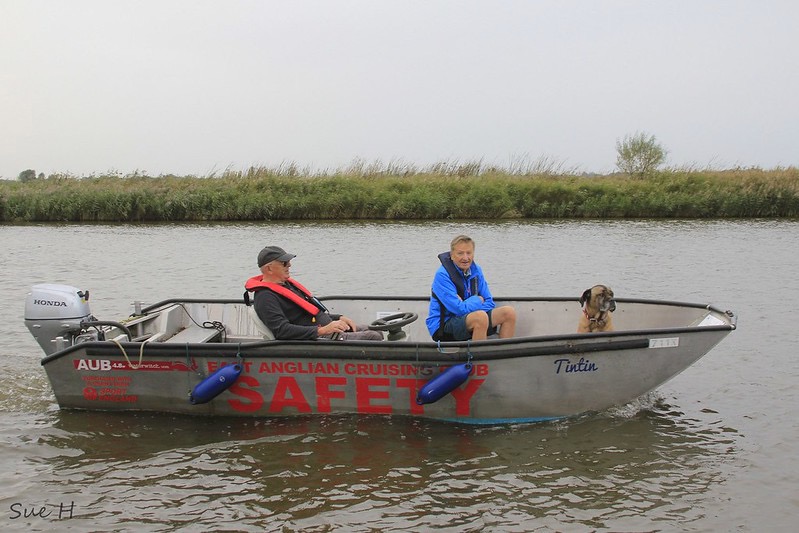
<box><xmin>1</xmin><ymin>166</ymin><xmax>797</xmax><ymax>222</ymax></box>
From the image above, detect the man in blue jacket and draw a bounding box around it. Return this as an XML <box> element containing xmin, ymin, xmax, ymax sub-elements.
<box><xmin>426</xmin><ymin>235</ymin><xmax>517</xmax><ymax>341</ymax></box>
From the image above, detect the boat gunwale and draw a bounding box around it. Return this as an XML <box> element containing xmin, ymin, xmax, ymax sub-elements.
<box><xmin>40</xmin><ymin>326</ymin><xmax>734</xmax><ymax>366</ymax></box>
<box><xmin>38</xmin><ymin>295</ymin><xmax>735</xmax><ymax>366</ymax></box>
<box><xmin>140</xmin><ymin>294</ymin><xmax>733</xmax><ymax>314</ymax></box>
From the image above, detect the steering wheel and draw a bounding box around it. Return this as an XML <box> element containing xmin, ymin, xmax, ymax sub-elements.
<box><xmin>369</xmin><ymin>312</ymin><xmax>418</xmax><ymax>336</ymax></box>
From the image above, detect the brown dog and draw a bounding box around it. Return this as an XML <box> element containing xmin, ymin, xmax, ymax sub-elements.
<box><xmin>578</xmin><ymin>285</ymin><xmax>616</xmax><ymax>333</ymax></box>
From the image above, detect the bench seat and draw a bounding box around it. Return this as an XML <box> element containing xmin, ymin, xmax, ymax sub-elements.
<box><xmin>164</xmin><ymin>325</ymin><xmax>222</xmax><ymax>343</ymax></box>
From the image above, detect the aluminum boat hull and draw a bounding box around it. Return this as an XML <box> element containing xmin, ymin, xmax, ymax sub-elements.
<box><xmin>33</xmin><ymin>295</ymin><xmax>736</xmax><ymax>424</ymax></box>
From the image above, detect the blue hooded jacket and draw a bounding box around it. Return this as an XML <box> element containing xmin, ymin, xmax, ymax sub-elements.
<box><xmin>426</xmin><ymin>251</ymin><xmax>496</xmax><ymax>338</ymax></box>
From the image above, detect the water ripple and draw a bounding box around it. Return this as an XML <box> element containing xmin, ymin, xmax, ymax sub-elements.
<box><xmin>2</xmin><ymin>221</ymin><xmax>798</xmax><ymax>531</ymax></box>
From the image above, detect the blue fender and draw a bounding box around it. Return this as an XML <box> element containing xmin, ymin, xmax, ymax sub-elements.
<box><xmin>416</xmin><ymin>363</ymin><xmax>473</xmax><ymax>405</ymax></box>
<box><xmin>190</xmin><ymin>364</ymin><xmax>242</xmax><ymax>405</ymax></box>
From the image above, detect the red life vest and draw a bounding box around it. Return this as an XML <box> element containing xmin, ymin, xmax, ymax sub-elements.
<box><xmin>244</xmin><ymin>275</ymin><xmax>320</xmax><ymax>316</ymax></box>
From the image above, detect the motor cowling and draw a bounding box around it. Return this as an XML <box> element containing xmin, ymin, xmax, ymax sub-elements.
<box><xmin>25</xmin><ymin>284</ymin><xmax>93</xmax><ymax>356</ymax></box>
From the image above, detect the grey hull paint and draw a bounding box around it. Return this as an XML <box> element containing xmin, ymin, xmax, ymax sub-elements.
<box><xmin>35</xmin><ymin>295</ymin><xmax>736</xmax><ymax>424</ymax></box>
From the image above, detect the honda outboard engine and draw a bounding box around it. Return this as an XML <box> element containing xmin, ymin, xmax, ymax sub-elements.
<box><xmin>25</xmin><ymin>284</ymin><xmax>94</xmax><ymax>356</ymax></box>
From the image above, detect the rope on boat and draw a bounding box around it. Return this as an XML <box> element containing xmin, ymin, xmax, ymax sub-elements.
<box><xmin>184</xmin><ymin>343</ymin><xmax>204</xmax><ymax>378</ymax></box>
<box><xmin>177</xmin><ymin>302</ymin><xmax>227</xmax><ymax>342</ymax></box>
<box><xmin>111</xmin><ymin>338</ymin><xmax>146</xmax><ymax>370</ymax></box>
<box><xmin>202</xmin><ymin>320</ymin><xmax>226</xmax><ymax>342</ymax></box>
<box><xmin>185</xmin><ymin>344</ymin><xmax>193</xmax><ymax>398</ymax></box>
<box><xmin>435</xmin><ymin>338</ymin><xmax>475</xmax><ymax>364</ymax></box>
<box><xmin>465</xmin><ymin>339</ymin><xmax>474</xmax><ymax>365</ymax></box>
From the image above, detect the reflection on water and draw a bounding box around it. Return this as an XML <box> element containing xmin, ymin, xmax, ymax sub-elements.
<box><xmin>5</xmin><ymin>398</ymin><xmax>733</xmax><ymax>532</ymax></box>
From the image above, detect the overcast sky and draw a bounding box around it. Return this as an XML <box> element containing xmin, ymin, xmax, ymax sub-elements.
<box><xmin>1</xmin><ymin>1</ymin><xmax>796</xmax><ymax>178</ymax></box>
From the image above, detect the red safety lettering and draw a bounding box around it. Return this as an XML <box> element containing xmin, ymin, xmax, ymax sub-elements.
<box><xmin>316</xmin><ymin>376</ymin><xmax>347</xmax><ymax>413</ymax></box>
<box><xmin>450</xmin><ymin>379</ymin><xmax>485</xmax><ymax>415</ymax></box>
<box><xmin>395</xmin><ymin>378</ymin><xmax>425</xmax><ymax>415</ymax></box>
<box><xmin>269</xmin><ymin>376</ymin><xmax>311</xmax><ymax>413</ymax></box>
<box><xmin>227</xmin><ymin>375</ymin><xmax>263</xmax><ymax>412</ymax></box>
<box><xmin>356</xmin><ymin>377</ymin><xmax>392</xmax><ymax>414</ymax></box>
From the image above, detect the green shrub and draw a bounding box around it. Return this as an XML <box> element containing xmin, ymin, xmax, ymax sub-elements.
<box><xmin>616</xmin><ymin>132</ymin><xmax>668</xmax><ymax>178</ymax></box>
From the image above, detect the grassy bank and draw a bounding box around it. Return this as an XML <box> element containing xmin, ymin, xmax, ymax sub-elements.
<box><xmin>1</xmin><ymin>166</ymin><xmax>798</xmax><ymax>222</ymax></box>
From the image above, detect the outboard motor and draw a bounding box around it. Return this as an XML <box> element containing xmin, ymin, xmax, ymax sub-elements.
<box><xmin>25</xmin><ymin>284</ymin><xmax>94</xmax><ymax>356</ymax></box>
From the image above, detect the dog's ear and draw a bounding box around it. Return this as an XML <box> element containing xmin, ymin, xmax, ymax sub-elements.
<box><xmin>580</xmin><ymin>288</ymin><xmax>592</xmax><ymax>305</ymax></box>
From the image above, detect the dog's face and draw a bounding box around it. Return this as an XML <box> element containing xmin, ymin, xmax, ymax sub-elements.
<box><xmin>580</xmin><ymin>285</ymin><xmax>616</xmax><ymax>313</ymax></box>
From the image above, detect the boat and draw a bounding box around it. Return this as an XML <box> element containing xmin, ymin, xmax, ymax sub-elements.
<box><xmin>24</xmin><ymin>283</ymin><xmax>736</xmax><ymax>424</ymax></box>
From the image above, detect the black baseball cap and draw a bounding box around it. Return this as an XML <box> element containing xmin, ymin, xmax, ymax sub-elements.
<box><xmin>257</xmin><ymin>246</ymin><xmax>296</xmax><ymax>267</ymax></box>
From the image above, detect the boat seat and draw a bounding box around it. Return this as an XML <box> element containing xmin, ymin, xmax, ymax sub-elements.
<box><xmin>165</xmin><ymin>325</ymin><xmax>222</xmax><ymax>343</ymax></box>
<box><xmin>247</xmin><ymin>305</ymin><xmax>275</xmax><ymax>340</ymax></box>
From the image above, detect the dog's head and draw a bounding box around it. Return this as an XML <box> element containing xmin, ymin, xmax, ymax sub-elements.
<box><xmin>580</xmin><ymin>285</ymin><xmax>616</xmax><ymax>313</ymax></box>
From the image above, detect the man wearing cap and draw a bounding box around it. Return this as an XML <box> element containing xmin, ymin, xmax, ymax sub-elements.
<box><xmin>244</xmin><ymin>246</ymin><xmax>383</xmax><ymax>341</ymax></box>
<box><xmin>426</xmin><ymin>235</ymin><xmax>516</xmax><ymax>341</ymax></box>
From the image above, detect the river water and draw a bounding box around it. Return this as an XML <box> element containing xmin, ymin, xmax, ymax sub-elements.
<box><xmin>0</xmin><ymin>220</ymin><xmax>797</xmax><ymax>532</ymax></box>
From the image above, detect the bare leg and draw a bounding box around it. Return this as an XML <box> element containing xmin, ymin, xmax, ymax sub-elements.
<box><xmin>465</xmin><ymin>310</ymin><xmax>490</xmax><ymax>340</ymax></box>
<box><xmin>492</xmin><ymin>306</ymin><xmax>517</xmax><ymax>338</ymax></box>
